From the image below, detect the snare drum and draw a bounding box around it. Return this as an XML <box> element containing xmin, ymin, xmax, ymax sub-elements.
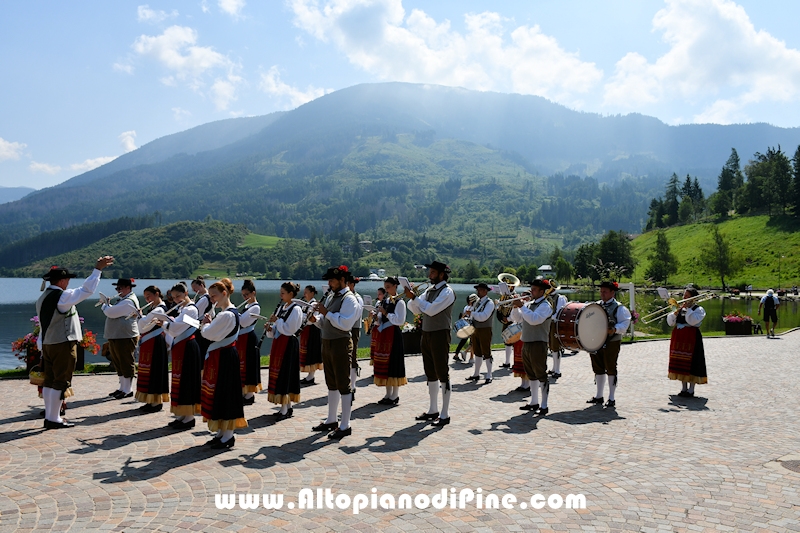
<box><xmin>554</xmin><ymin>302</ymin><xmax>608</xmax><ymax>353</ymax></box>
<box><xmin>453</xmin><ymin>318</ymin><xmax>475</xmax><ymax>339</ymax></box>
<box><xmin>501</xmin><ymin>322</ymin><xmax>522</xmax><ymax>344</ymax></box>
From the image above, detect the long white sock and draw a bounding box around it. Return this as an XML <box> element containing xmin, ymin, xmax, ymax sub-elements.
<box><xmin>307</xmin><ymin>369</ymin><xmax>316</xmax><ymax>379</ymax></box>
<box><xmin>440</xmin><ymin>381</ymin><xmax>451</xmax><ymax>419</ymax></box>
<box><xmin>280</xmin><ymin>403</ymin><xmax>289</xmax><ymax>415</ymax></box>
<box><xmin>118</xmin><ymin>376</ymin><xmax>123</xmax><ymax>391</ymax></box>
<box><xmin>540</xmin><ymin>380</ymin><xmax>549</xmax><ymax>409</ymax></box>
<box><xmin>505</xmin><ymin>345</ymin><xmax>512</xmax><ymax>365</ymax></box>
<box><xmin>688</xmin><ymin>382</ymin><xmax>695</xmax><ymax>394</ymax></box>
<box><xmin>326</xmin><ymin>391</ymin><xmax>340</xmax><ymax>424</ymax></box>
<box><xmin>383</xmin><ymin>386</ymin><xmax>391</xmax><ymax>399</ymax></box>
<box><xmin>123</xmin><ymin>377</ymin><xmax>133</xmax><ymax>394</ymax></box>
<box><xmin>681</xmin><ymin>381</ymin><xmax>688</xmax><ymax>392</ymax></box>
<box><xmin>552</xmin><ymin>352</ymin><xmax>562</xmax><ymax>374</ymax></box>
<box><xmin>220</xmin><ymin>429</ymin><xmax>234</xmax><ymax>443</ymax></box>
<box><xmin>244</xmin><ymin>392</ymin><xmax>254</xmax><ymax>399</ymax></box>
<box><xmin>472</xmin><ymin>356</ymin><xmax>483</xmax><ymax>377</ymax></box>
<box><xmin>608</xmin><ymin>375</ymin><xmax>617</xmax><ymax>401</ymax></box>
<box><xmin>595</xmin><ymin>374</ymin><xmax>606</xmax><ymax>399</ymax></box>
<box><xmin>349</xmin><ymin>368</ymin><xmax>357</xmax><ymax>390</ymax></box>
<box><xmin>215</xmin><ymin>430</ymin><xmax>222</xmax><ymax>438</ymax></box>
<box><xmin>389</xmin><ymin>385</ymin><xmax>399</xmax><ymax>400</ymax></box>
<box><xmin>520</xmin><ymin>377</ymin><xmax>530</xmax><ymax>389</ymax></box>
<box><xmin>529</xmin><ymin>381</ymin><xmax>539</xmax><ymax>406</ymax></box>
<box><xmin>181</xmin><ymin>415</ymin><xmax>194</xmax><ymax>423</ymax></box>
<box><xmin>44</xmin><ymin>387</ymin><xmax>63</xmax><ymax>423</ymax></box>
<box><xmin>485</xmin><ymin>359</ymin><xmax>493</xmax><ymax>379</ymax></box>
<box><xmin>427</xmin><ymin>381</ymin><xmax>439</xmax><ymax>414</ymax></box>
<box><xmin>340</xmin><ymin>393</ymin><xmax>353</xmax><ymax>430</ymax></box>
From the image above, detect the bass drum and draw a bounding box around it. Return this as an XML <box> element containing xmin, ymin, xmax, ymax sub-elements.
<box><xmin>453</xmin><ymin>318</ymin><xmax>475</xmax><ymax>339</ymax></box>
<box><xmin>554</xmin><ymin>302</ymin><xmax>609</xmax><ymax>353</ymax></box>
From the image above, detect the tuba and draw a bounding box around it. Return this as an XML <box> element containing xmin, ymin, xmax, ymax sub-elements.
<box><xmin>496</xmin><ymin>273</ymin><xmax>521</xmax><ymax>323</ymax></box>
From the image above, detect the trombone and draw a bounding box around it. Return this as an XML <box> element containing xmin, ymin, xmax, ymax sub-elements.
<box><xmin>641</xmin><ymin>292</ymin><xmax>715</xmax><ymax>324</ymax></box>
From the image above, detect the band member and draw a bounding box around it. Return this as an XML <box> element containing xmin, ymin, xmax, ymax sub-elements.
<box><xmin>135</xmin><ymin>286</ymin><xmax>170</xmax><ymax>413</ymax></box>
<box><xmin>163</xmin><ymin>282</ymin><xmax>202</xmax><ymax>430</ymax></box>
<box><xmin>299</xmin><ymin>285</ymin><xmax>323</xmax><ymax>385</ymax></box>
<box><xmin>453</xmin><ymin>294</ymin><xmax>477</xmax><ymax>363</ymax></box>
<box><xmin>587</xmin><ymin>281</ymin><xmax>632</xmax><ymax>408</ymax></box>
<box><xmin>265</xmin><ymin>282</ymin><xmax>303</xmax><ymax>420</ymax></box>
<box><xmin>497</xmin><ymin>283</ymin><xmax>518</xmax><ymax>369</ymax></box>
<box><xmin>465</xmin><ymin>283</ymin><xmax>496</xmax><ymax>384</ymax></box>
<box><xmin>510</xmin><ymin>290</ymin><xmax>530</xmax><ymax>392</ymax></box>
<box><xmin>548</xmin><ymin>290</ymin><xmax>568</xmax><ymax>379</ymax></box>
<box><xmin>311</xmin><ymin>266</ymin><xmax>359</xmax><ymax>439</ymax></box>
<box><xmin>667</xmin><ymin>286</ymin><xmax>708</xmax><ymax>397</ymax></box>
<box><xmin>237</xmin><ymin>279</ymin><xmax>262</xmax><ymax>404</ymax></box>
<box><xmin>512</xmin><ymin>279</ymin><xmax>553</xmax><ymax>415</ymax></box>
<box><xmin>372</xmin><ymin>277</ymin><xmax>407</xmax><ymax>405</ymax></box>
<box><xmin>37</xmin><ymin>257</ymin><xmax>113</xmax><ymax>429</ymax></box>
<box><xmin>102</xmin><ymin>278</ymin><xmax>140</xmax><ymax>400</ymax></box>
<box><xmin>406</xmin><ymin>260</ymin><xmax>456</xmax><ymax>427</ymax></box>
<box><xmin>192</xmin><ymin>276</ymin><xmax>215</xmax><ymax>360</ymax></box>
<box><xmin>346</xmin><ymin>274</ymin><xmax>363</xmax><ymax>397</ymax></box>
<box><xmin>759</xmin><ymin>289</ymin><xmax>780</xmax><ymax>337</ymax></box>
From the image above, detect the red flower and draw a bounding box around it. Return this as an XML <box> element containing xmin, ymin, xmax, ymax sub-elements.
<box><xmin>338</xmin><ymin>265</ymin><xmax>348</xmax><ymax>272</ymax></box>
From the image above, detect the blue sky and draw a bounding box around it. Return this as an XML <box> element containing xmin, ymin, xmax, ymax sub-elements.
<box><xmin>2</xmin><ymin>0</ymin><xmax>800</xmax><ymax>189</ymax></box>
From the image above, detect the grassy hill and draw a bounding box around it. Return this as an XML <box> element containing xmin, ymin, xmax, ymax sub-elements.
<box><xmin>631</xmin><ymin>215</ymin><xmax>800</xmax><ymax>289</ymax></box>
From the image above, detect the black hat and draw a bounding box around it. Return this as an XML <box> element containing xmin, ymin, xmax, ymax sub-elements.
<box><xmin>474</xmin><ymin>282</ymin><xmax>490</xmax><ymax>291</ymax></box>
<box><xmin>599</xmin><ymin>280</ymin><xmax>619</xmax><ymax>291</ymax></box>
<box><xmin>425</xmin><ymin>261</ymin><xmax>451</xmax><ymax>274</ymax></box>
<box><xmin>346</xmin><ymin>273</ymin><xmax>360</xmax><ymax>284</ymax></box>
<box><xmin>113</xmin><ymin>278</ymin><xmax>137</xmax><ymax>288</ymax></box>
<box><xmin>322</xmin><ymin>265</ymin><xmax>349</xmax><ymax>280</ymax></box>
<box><xmin>530</xmin><ymin>278</ymin><xmax>551</xmax><ymax>290</ymax></box>
<box><xmin>42</xmin><ymin>265</ymin><xmax>77</xmax><ymax>281</ymax></box>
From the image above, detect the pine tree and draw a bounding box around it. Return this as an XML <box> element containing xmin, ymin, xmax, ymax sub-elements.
<box><xmin>699</xmin><ymin>226</ymin><xmax>743</xmax><ymax>291</ymax></box>
<box><xmin>664</xmin><ymin>174</ymin><xmax>680</xmax><ymax>226</ymax></box>
<box><xmin>645</xmin><ymin>230</ymin><xmax>679</xmax><ymax>285</ymax></box>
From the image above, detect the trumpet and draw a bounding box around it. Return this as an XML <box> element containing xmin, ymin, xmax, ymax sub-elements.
<box><xmin>641</xmin><ymin>292</ymin><xmax>715</xmax><ymax>324</ymax></box>
<box><xmin>410</xmin><ymin>282</ymin><xmax>430</xmax><ymax>297</ymax></box>
<box><xmin>495</xmin><ymin>295</ymin><xmax>531</xmax><ymax>307</ymax></box>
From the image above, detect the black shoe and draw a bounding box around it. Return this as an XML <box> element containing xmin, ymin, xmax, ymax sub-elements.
<box><xmin>108</xmin><ymin>390</ymin><xmax>121</xmax><ymax>397</ymax></box>
<box><xmin>415</xmin><ymin>412</ymin><xmax>439</xmax><ymax>421</ymax></box>
<box><xmin>586</xmin><ymin>396</ymin><xmax>604</xmax><ymax>404</ymax></box>
<box><xmin>484</xmin><ymin>378</ymin><xmax>493</xmax><ymax>384</ymax></box>
<box><xmin>276</xmin><ymin>408</ymin><xmax>294</xmax><ymax>421</ymax></box>
<box><xmin>242</xmin><ymin>395</ymin><xmax>255</xmax><ymax>406</ymax></box>
<box><xmin>300</xmin><ymin>377</ymin><xmax>315</xmax><ymax>386</ymax></box>
<box><xmin>431</xmin><ymin>417</ymin><xmax>450</xmax><ymax>427</ymax></box>
<box><xmin>377</xmin><ymin>398</ymin><xmax>392</xmax><ymax>405</ymax></box>
<box><xmin>519</xmin><ymin>404</ymin><xmax>539</xmax><ymax>411</ymax></box>
<box><xmin>171</xmin><ymin>419</ymin><xmax>195</xmax><ymax>430</ymax></box>
<box><xmin>605</xmin><ymin>400</ymin><xmax>616</xmax><ymax>408</ymax></box>
<box><xmin>465</xmin><ymin>375</ymin><xmax>480</xmax><ymax>381</ymax></box>
<box><xmin>211</xmin><ymin>436</ymin><xmax>235</xmax><ymax>449</ymax></box>
<box><xmin>550</xmin><ymin>373</ymin><xmax>561</xmax><ymax>379</ymax></box>
<box><xmin>536</xmin><ymin>407</ymin><xmax>549</xmax><ymax>416</ymax></box>
<box><xmin>113</xmin><ymin>391</ymin><xmax>133</xmax><ymax>400</ymax></box>
<box><xmin>168</xmin><ymin>419</ymin><xmax>182</xmax><ymax>428</ymax></box>
<box><xmin>312</xmin><ymin>421</ymin><xmax>338</xmax><ymax>432</ymax></box>
<box><xmin>677</xmin><ymin>390</ymin><xmax>690</xmax><ymax>397</ymax></box>
<box><xmin>44</xmin><ymin>419</ymin><xmax>75</xmax><ymax>429</ymax></box>
<box><xmin>327</xmin><ymin>427</ymin><xmax>351</xmax><ymax>440</ymax></box>
<box><xmin>139</xmin><ymin>403</ymin><xmax>163</xmax><ymax>413</ymax></box>
<box><xmin>500</xmin><ymin>364</ymin><xmax>511</xmax><ymax>368</ymax></box>
<box><xmin>453</xmin><ymin>354</ymin><xmax>463</xmax><ymax>362</ymax></box>
<box><xmin>205</xmin><ymin>436</ymin><xmax>222</xmax><ymax>446</ymax></box>
<box><xmin>39</xmin><ymin>410</ymin><xmax>45</xmax><ymax>418</ymax></box>
<box><xmin>514</xmin><ymin>386</ymin><xmax>531</xmax><ymax>392</ymax></box>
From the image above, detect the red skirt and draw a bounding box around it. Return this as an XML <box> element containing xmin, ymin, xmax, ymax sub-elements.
<box><xmin>512</xmin><ymin>340</ymin><xmax>525</xmax><ymax>377</ymax></box>
<box><xmin>268</xmin><ymin>334</ymin><xmax>301</xmax><ymax>405</ymax></box>
<box><xmin>299</xmin><ymin>325</ymin><xmax>323</xmax><ymax>371</ymax></box>
<box><xmin>201</xmin><ymin>345</ymin><xmax>248</xmax><ymax>431</ymax></box>
<box><xmin>370</xmin><ymin>325</ymin><xmax>407</xmax><ymax>387</ymax></box>
<box><xmin>236</xmin><ymin>330</ymin><xmax>263</xmax><ymax>394</ymax></box>
<box><xmin>668</xmin><ymin>326</ymin><xmax>708</xmax><ymax>384</ymax></box>
<box><xmin>170</xmin><ymin>335</ymin><xmax>202</xmax><ymax>417</ymax></box>
<box><xmin>136</xmin><ymin>334</ymin><xmax>170</xmax><ymax>404</ymax></box>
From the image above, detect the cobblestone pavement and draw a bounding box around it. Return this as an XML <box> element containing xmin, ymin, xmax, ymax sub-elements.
<box><xmin>1</xmin><ymin>332</ymin><xmax>799</xmax><ymax>532</ymax></box>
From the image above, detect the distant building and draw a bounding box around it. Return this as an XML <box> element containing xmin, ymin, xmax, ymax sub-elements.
<box><xmin>538</xmin><ymin>264</ymin><xmax>555</xmax><ymax>277</ymax></box>
<box><xmin>359</xmin><ymin>240</ymin><xmax>372</xmax><ymax>252</ymax></box>
<box><xmin>377</xmin><ymin>268</ymin><xmax>386</xmax><ymax>277</ymax></box>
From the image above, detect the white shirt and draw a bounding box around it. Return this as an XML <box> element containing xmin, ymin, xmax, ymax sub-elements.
<box><xmin>274</xmin><ymin>303</ymin><xmax>303</xmax><ymax>337</ymax></box>
<box><xmin>352</xmin><ymin>291</ymin><xmax>364</xmax><ymax>329</ymax></box>
<box><xmin>667</xmin><ymin>306</ymin><xmax>706</xmax><ymax>328</ymax></box>
<box><xmin>164</xmin><ymin>302</ymin><xmax>199</xmax><ymax>345</ymax></box>
<box><xmin>554</xmin><ymin>294</ymin><xmax>568</xmax><ymax>314</ymax></box>
<box><xmin>407</xmin><ymin>281</ymin><xmax>456</xmax><ymax>317</ymax></box>
<box><xmin>320</xmin><ymin>288</ymin><xmax>360</xmax><ymax>332</ymax></box>
<box><xmin>239</xmin><ymin>302</ymin><xmax>261</xmax><ymax>329</ymax></box>
<box><xmin>102</xmin><ymin>292</ymin><xmax>138</xmax><ymax>318</ymax></box>
<box><xmin>384</xmin><ymin>298</ymin><xmax>407</xmax><ymax>327</ymax></box>
<box><xmin>511</xmin><ymin>296</ymin><xmax>553</xmax><ymax>326</ymax></box>
<box><xmin>470</xmin><ymin>296</ymin><xmax>495</xmax><ymax>322</ymax></box>
<box><xmin>200</xmin><ymin>306</ymin><xmax>238</xmax><ymax>342</ymax></box>
<box><xmin>760</xmin><ymin>295</ymin><xmax>780</xmax><ymax>307</ymax></box>
<box><xmin>136</xmin><ymin>302</ymin><xmax>165</xmax><ymax>332</ymax></box>
<box><xmin>194</xmin><ymin>292</ymin><xmax>215</xmax><ymax>317</ymax></box>
<box><xmin>36</xmin><ymin>268</ymin><xmax>102</xmax><ymax>350</ymax></box>
<box><xmin>601</xmin><ymin>298</ymin><xmax>633</xmax><ymax>335</ymax></box>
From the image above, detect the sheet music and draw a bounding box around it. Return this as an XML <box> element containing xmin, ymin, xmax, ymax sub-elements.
<box><xmin>398</xmin><ymin>277</ymin><xmax>412</xmax><ymax>291</ymax></box>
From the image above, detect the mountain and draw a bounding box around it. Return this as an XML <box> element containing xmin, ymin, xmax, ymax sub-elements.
<box><xmin>2</xmin><ymin>82</ymin><xmax>799</xmax><ymax>248</ymax></box>
<box><xmin>0</xmin><ymin>186</ymin><xmax>35</xmax><ymax>204</ymax></box>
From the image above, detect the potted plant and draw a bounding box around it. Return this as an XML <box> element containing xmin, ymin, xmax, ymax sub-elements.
<box><xmin>723</xmin><ymin>310</ymin><xmax>753</xmax><ymax>335</ymax></box>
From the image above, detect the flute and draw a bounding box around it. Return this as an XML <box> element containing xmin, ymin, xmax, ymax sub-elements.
<box><xmin>126</xmin><ymin>300</ymin><xmax>154</xmax><ymax>319</ymax></box>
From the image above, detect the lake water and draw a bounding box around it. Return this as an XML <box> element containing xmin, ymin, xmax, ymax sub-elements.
<box><xmin>2</xmin><ymin>278</ymin><xmax>798</xmax><ymax>370</ymax></box>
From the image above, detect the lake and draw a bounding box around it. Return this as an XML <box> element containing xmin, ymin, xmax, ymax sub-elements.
<box><xmin>2</xmin><ymin>278</ymin><xmax>798</xmax><ymax>370</ymax></box>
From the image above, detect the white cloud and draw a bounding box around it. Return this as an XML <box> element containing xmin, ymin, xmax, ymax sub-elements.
<box><xmin>133</xmin><ymin>25</ymin><xmax>230</xmax><ymax>80</ymax></box>
<box><xmin>201</xmin><ymin>0</ymin><xmax>210</xmax><ymax>13</ymax></box>
<box><xmin>119</xmin><ymin>130</ymin><xmax>138</xmax><ymax>152</ymax></box>
<box><xmin>70</xmin><ymin>156</ymin><xmax>117</xmax><ymax>172</ymax></box>
<box><xmin>0</xmin><ymin>137</ymin><xmax>27</xmax><ymax>161</ymax></box>
<box><xmin>603</xmin><ymin>0</ymin><xmax>800</xmax><ymax>124</ymax></box>
<box><xmin>172</xmin><ymin>106</ymin><xmax>192</xmax><ymax>120</ymax></box>
<box><xmin>211</xmin><ymin>73</ymin><xmax>243</xmax><ymax>110</ymax></box>
<box><xmin>113</xmin><ymin>62</ymin><xmax>135</xmax><ymax>74</ymax></box>
<box><xmin>259</xmin><ymin>66</ymin><xmax>330</xmax><ymax>108</ymax></box>
<box><xmin>289</xmin><ymin>0</ymin><xmax>602</xmax><ymax>106</ymax></box>
<box><xmin>218</xmin><ymin>0</ymin><xmax>245</xmax><ymax>18</ymax></box>
<box><xmin>137</xmin><ymin>4</ymin><xmax>179</xmax><ymax>23</ymax></box>
<box><xmin>29</xmin><ymin>162</ymin><xmax>61</xmax><ymax>174</ymax></box>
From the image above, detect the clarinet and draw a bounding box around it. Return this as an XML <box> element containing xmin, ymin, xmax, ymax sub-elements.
<box><xmin>256</xmin><ymin>302</ymin><xmax>282</xmax><ymax>350</ymax></box>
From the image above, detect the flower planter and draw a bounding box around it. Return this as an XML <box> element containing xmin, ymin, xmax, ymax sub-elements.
<box><xmin>402</xmin><ymin>330</ymin><xmax>422</xmax><ymax>355</ymax></box>
<box><xmin>725</xmin><ymin>320</ymin><xmax>752</xmax><ymax>336</ymax></box>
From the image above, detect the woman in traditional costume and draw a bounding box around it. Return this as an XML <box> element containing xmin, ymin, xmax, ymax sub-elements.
<box><xmin>237</xmin><ymin>279</ymin><xmax>262</xmax><ymax>405</ymax></box>
<box><xmin>299</xmin><ymin>285</ymin><xmax>323</xmax><ymax>385</ymax></box>
<box><xmin>135</xmin><ymin>286</ymin><xmax>170</xmax><ymax>413</ymax></box>
<box><xmin>372</xmin><ymin>277</ymin><xmax>408</xmax><ymax>405</ymax></box>
<box><xmin>265</xmin><ymin>282</ymin><xmax>303</xmax><ymax>420</ymax></box>
<box><xmin>163</xmin><ymin>283</ymin><xmax>202</xmax><ymax>430</ymax></box>
<box><xmin>667</xmin><ymin>286</ymin><xmax>708</xmax><ymax>397</ymax></box>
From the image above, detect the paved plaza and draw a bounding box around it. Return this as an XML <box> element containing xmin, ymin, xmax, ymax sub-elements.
<box><xmin>1</xmin><ymin>332</ymin><xmax>799</xmax><ymax>532</ymax></box>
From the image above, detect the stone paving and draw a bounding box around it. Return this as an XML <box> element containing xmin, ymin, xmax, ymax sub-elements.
<box><xmin>1</xmin><ymin>332</ymin><xmax>799</xmax><ymax>532</ymax></box>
